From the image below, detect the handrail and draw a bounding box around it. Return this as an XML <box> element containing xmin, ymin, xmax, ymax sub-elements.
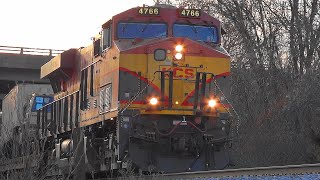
<box><xmin>39</xmin><ymin>90</ymin><xmax>80</xmax><ymax>110</ymax></box>
<box><xmin>0</xmin><ymin>45</ymin><xmax>65</xmax><ymax>56</ymax></box>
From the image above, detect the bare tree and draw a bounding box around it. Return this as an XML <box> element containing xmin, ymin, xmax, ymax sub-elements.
<box><xmin>171</xmin><ymin>0</ymin><xmax>320</xmax><ymax>168</ymax></box>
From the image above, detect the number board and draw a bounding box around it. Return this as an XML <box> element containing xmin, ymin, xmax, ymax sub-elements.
<box><xmin>179</xmin><ymin>9</ymin><xmax>201</xmax><ymax>18</ymax></box>
<box><xmin>138</xmin><ymin>7</ymin><xmax>160</xmax><ymax>16</ymax></box>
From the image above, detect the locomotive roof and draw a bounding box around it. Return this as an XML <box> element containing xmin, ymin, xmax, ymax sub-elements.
<box><xmin>102</xmin><ymin>5</ymin><xmax>221</xmax><ymax>30</ymax></box>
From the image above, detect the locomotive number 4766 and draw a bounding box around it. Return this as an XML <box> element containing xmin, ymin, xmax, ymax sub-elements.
<box><xmin>179</xmin><ymin>9</ymin><xmax>201</xmax><ymax>18</ymax></box>
<box><xmin>138</xmin><ymin>7</ymin><xmax>160</xmax><ymax>15</ymax></box>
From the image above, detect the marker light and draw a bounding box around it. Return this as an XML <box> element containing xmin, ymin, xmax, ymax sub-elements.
<box><xmin>175</xmin><ymin>45</ymin><xmax>183</xmax><ymax>52</ymax></box>
<box><xmin>175</xmin><ymin>52</ymin><xmax>183</xmax><ymax>60</ymax></box>
<box><xmin>149</xmin><ymin>97</ymin><xmax>158</xmax><ymax>105</ymax></box>
<box><xmin>208</xmin><ymin>99</ymin><xmax>217</xmax><ymax>108</ymax></box>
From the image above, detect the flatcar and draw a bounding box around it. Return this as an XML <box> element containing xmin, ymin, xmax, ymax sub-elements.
<box><xmin>38</xmin><ymin>4</ymin><xmax>232</xmax><ymax>177</ymax></box>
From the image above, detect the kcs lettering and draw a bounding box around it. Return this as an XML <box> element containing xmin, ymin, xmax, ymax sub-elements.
<box><xmin>161</xmin><ymin>67</ymin><xmax>195</xmax><ymax>79</ymax></box>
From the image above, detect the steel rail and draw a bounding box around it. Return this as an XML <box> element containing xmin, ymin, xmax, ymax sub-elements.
<box><xmin>99</xmin><ymin>163</ymin><xmax>320</xmax><ymax>180</ymax></box>
<box><xmin>158</xmin><ymin>163</ymin><xmax>320</xmax><ymax>179</ymax></box>
<box><xmin>3</xmin><ymin>160</ymin><xmax>320</xmax><ymax>179</ymax></box>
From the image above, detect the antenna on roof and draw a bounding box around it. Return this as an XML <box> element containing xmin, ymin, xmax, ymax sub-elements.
<box><xmin>154</xmin><ymin>0</ymin><xmax>173</xmax><ymax>5</ymax></box>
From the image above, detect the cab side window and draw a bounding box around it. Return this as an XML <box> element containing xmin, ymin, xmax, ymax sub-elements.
<box><xmin>102</xmin><ymin>27</ymin><xmax>112</xmax><ymax>51</ymax></box>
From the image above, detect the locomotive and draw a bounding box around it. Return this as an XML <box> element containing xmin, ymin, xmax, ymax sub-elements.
<box><xmin>37</xmin><ymin>4</ymin><xmax>231</xmax><ymax>177</ymax></box>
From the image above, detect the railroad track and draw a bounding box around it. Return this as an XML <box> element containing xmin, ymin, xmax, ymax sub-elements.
<box><xmin>106</xmin><ymin>163</ymin><xmax>320</xmax><ymax>180</ymax></box>
<box><xmin>6</xmin><ymin>162</ymin><xmax>320</xmax><ymax>179</ymax></box>
<box><xmin>162</xmin><ymin>163</ymin><xmax>320</xmax><ymax>179</ymax></box>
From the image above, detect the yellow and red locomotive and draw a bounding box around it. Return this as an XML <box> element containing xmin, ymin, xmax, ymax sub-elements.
<box><xmin>38</xmin><ymin>4</ymin><xmax>231</xmax><ymax>175</ymax></box>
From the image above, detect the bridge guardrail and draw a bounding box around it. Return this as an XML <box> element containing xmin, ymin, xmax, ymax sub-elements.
<box><xmin>0</xmin><ymin>45</ymin><xmax>65</xmax><ymax>56</ymax></box>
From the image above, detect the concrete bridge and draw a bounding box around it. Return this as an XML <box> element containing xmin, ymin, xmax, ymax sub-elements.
<box><xmin>0</xmin><ymin>46</ymin><xmax>63</xmax><ymax>109</ymax></box>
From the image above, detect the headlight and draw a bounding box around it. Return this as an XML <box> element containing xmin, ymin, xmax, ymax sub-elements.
<box><xmin>175</xmin><ymin>52</ymin><xmax>183</xmax><ymax>60</ymax></box>
<box><xmin>149</xmin><ymin>97</ymin><xmax>158</xmax><ymax>105</ymax></box>
<box><xmin>208</xmin><ymin>99</ymin><xmax>217</xmax><ymax>107</ymax></box>
<box><xmin>175</xmin><ymin>45</ymin><xmax>183</xmax><ymax>52</ymax></box>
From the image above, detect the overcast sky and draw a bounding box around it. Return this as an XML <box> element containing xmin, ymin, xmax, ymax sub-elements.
<box><xmin>0</xmin><ymin>0</ymin><xmax>154</xmax><ymax>50</ymax></box>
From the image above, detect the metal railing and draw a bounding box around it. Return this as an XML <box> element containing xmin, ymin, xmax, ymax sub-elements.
<box><xmin>0</xmin><ymin>45</ymin><xmax>65</xmax><ymax>56</ymax></box>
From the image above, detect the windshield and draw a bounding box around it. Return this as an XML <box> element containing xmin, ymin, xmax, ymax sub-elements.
<box><xmin>118</xmin><ymin>22</ymin><xmax>167</xmax><ymax>39</ymax></box>
<box><xmin>173</xmin><ymin>24</ymin><xmax>218</xmax><ymax>43</ymax></box>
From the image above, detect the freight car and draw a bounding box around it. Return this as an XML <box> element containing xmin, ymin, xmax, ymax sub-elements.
<box><xmin>0</xmin><ymin>84</ymin><xmax>53</xmax><ymax>171</ymax></box>
<box><xmin>37</xmin><ymin>4</ymin><xmax>232</xmax><ymax>178</ymax></box>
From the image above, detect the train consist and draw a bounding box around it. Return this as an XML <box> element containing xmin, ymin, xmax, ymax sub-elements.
<box><xmin>33</xmin><ymin>4</ymin><xmax>232</xmax><ymax>177</ymax></box>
